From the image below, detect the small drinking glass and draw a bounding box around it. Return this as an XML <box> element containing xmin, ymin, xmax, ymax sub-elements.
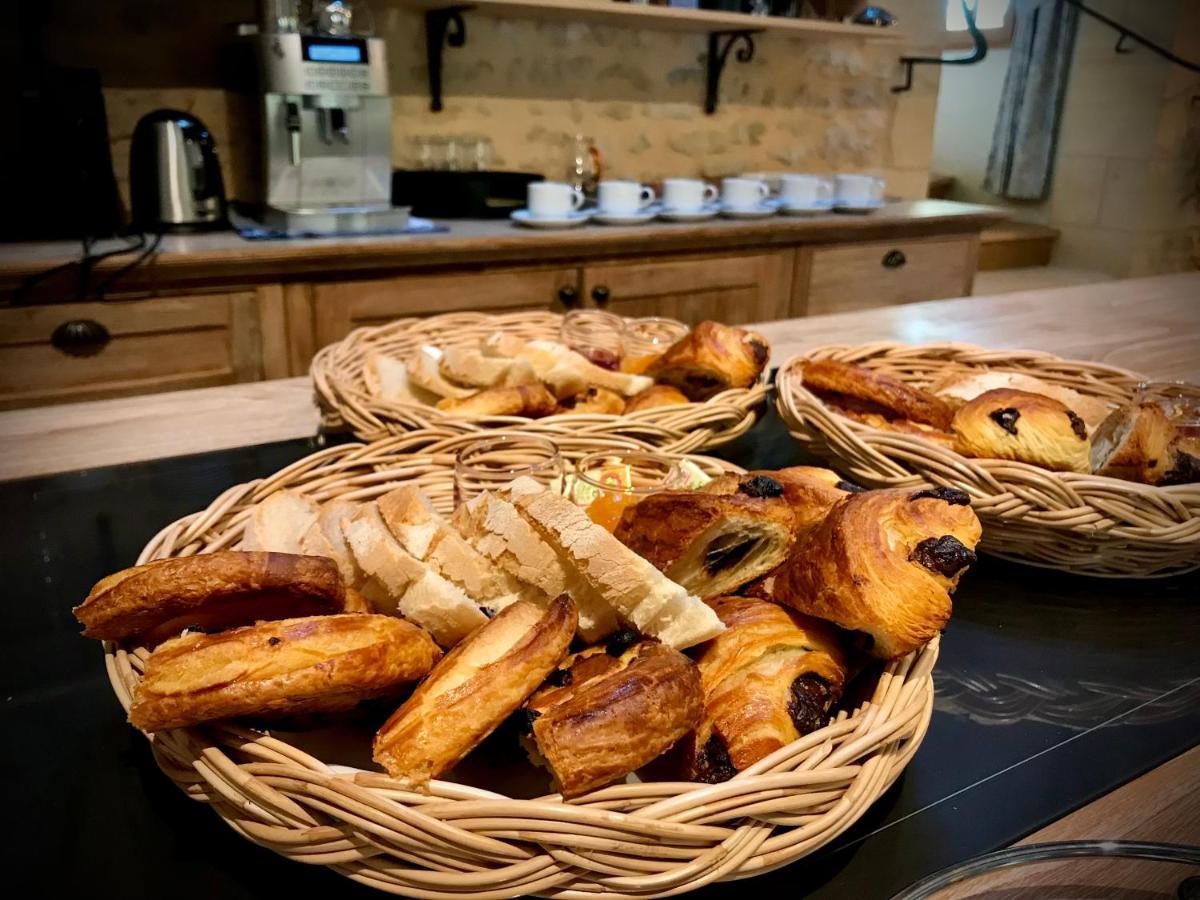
<box><xmin>453</xmin><ymin>435</ymin><xmax>565</xmax><ymax>506</ymax></box>
<box><xmin>1134</xmin><ymin>381</ymin><xmax>1200</xmax><ymax>436</ymax></box>
<box><xmin>621</xmin><ymin>316</ymin><xmax>689</xmax><ymax>374</ymax></box>
<box><xmin>560</xmin><ymin>309</ymin><xmax>625</xmax><ymax>371</ymax></box>
<box><xmin>572</xmin><ymin>450</ymin><xmax>691</xmax><ymax>531</ymax></box>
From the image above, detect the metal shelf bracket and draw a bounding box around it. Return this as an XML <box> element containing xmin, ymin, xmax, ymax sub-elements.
<box><xmin>425</xmin><ymin>5</ymin><xmax>473</xmax><ymax>112</ymax></box>
<box><xmin>705</xmin><ymin>30</ymin><xmax>759</xmax><ymax>115</ymax></box>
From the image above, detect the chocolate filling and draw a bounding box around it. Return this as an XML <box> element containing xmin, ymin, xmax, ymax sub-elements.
<box><xmin>847</xmin><ymin>629</ymin><xmax>876</xmax><ymax>654</ymax></box>
<box><xmin>604</xmin><ymin>628</ymin><xmax>641</xmax><ymax>658</ymax></box>
<box><xmin>267</xmin><ymin>636</ymin><xmax>281</xmax><ymax>646</ymax></box>
<box><xmin>693</xmin><ymin>732</ymin><xmax>737</xmax><ymax>784</ymax></box>
<box><xmin>836</xmin><ymin>480</ymin><xmax>867</xmax><ymax>493</ymax></box>
<box><xmin>1066</xmin><ymin>410</ymin><xmax>1087</xmax><ymax>440</ymax></box>
<box><xmin>989</xmin><ymin>407</ymin><xmax>1020</xmax><ymax>435</ymax></box>
<box><xmin>787</xmin><ymin>673</ymin><xmax>836</xmax><ymax>735</ymax></box>
<box><xmin>512</xmin><ymin>708</ymin><xmax>541</xmax><ymax>736</ymax></box>
<box><xmin>479</xmin><ymin>606</ymin><xmax>496</xmax><ymax>619</ymax></box>
<box><xmin>546</xmin><ymin>667</ymin><xmax>573</xmax><ymax>687</ymax></box>
<box><xmin>738</xmin><ymin>475</ymin><xmax>784</xmax><ymax>498</ymax></box>
<box><xmin>686</xmin><ymin>374</ymin><xmax>720</xmax><ymax>390</ymax></box>
<box><xmin>911</xmin><ymin>486</ymin><xmax>970</xmax><ymax>506</ymax></box>
<box><xmin>1161</xmin><ymin>451</ymin><xmax>1200</xmax><ymax>486</ymax></box>
<box><xmin>704</xmin><ymin>534</ymin><xmax>759</xmax><ymax>575</ymax></box>
<box><xmin>909</xmin><ymin>535</ymin><xmax>977</xmax><ymax>577</ymax></box>
<box><xmin>748</xmin><ymin>339</ymin><xmax>769</xmax><ymax>368</ymax></box>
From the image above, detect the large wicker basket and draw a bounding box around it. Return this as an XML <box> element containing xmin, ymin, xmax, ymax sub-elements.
<box><xmin>102</xmin><ymin>428</ymin><xmax>937</xmax><ymax>898</ymax></box>
<box><xmin>311</xmin><ymin>311</ymin><xmax>770</xmax><ymax>453</ymax></box>
<box><xmin>776</xmin><ymin>342</ymin><xmax>1200</xmax><ymax>578</ymax></box>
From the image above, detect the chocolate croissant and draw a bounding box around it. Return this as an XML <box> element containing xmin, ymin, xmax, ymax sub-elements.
<box><xmin>952</xmin><ymin>388</ymin><xmax>1090</xmax><ymax>473</ymax></box>
<box><xmin>771</xmin><ymin>488</ymin><xmax>981</xmax><ymax>660</ymax></box>
<box><xmin>614</xmin><ymin>483</ymin><xmax>795</xmax><ymax>600</ymax></box>
<box><xmin>523</xmin><ymin>634</ymin><xmax>703</xmax><ymax>797</ymax></box>
<box><xmin>801</xmin><ymin>359</ymin><xmax>954</xmax><ymax>430</ymax></box>
<box><xmin>703</xmin><ymin>467</ymin><xmax>859</xmax><ymax>536</ymax></box>
<box><xmin>684</xmin><ymin>596</ymin><xmax>846</xmax><ymax>782</ymax></box>
<box><xmin>646</xmin><ymin>321</ymin><xmax>769</xmax><ymax>401</ymax></box>
<box><xmin>129</xmin><ymin>614</ymin><xmax>441</xmax><ymax>732</ymax></box>
<box><xmin>74</xmin><ymin>551</ymin><xmax>348</xmax><ymax>648</ymax></box>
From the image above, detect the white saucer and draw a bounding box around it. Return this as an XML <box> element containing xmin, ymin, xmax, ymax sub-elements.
<box><xmin>780</xmin><ymin>200</ymin><xmax>835</xmax><ymax>216</ymax></box>
<box><xmin>591</xmin><ymin>206</ymin><xmax>660</xmax><ymax>226</ymax></box>
<box><xmin>511</xmin><ymin>209</ymin><xmax>593</xmax><ymax>229</ymax></box>
<box><xmin>834</xmin><ymin>200</ymin><xmax>885</xmax><ymax>214</ymax></box>
<box><xmin>719</xmin><ymin>200</ymin><xmax>781</xmax><ymax>219</ymax></box>
<box><xmin>657</xmin><ymin>204</ymin><xmax>721</xmax><ymax>222</ymax></box>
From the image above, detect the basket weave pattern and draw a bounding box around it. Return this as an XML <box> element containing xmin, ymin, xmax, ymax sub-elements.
<box><xmin>776</xmin><ymin>342</ymin><xmax>1200</xmax><ymax>577</ymax></box>
<box><xmin>103</xmin><ymin>429</ymin><xmax>936</xmax><ymax>898</ymax></box>
<box><xmin>311</xmin><ymin>312</ymin><xmax>770</xmax><ymax>453</ymax></box>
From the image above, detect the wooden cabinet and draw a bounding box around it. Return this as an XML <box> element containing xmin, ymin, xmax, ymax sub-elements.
<box><xmin>0</xmin><ymin>291</ymin><xmax>265</xmax><ymax>409</ymax></box>
<box><xmin>580</xmin><ymin>251</ymin><xmax>794</xmax><ymax>325</ymax></box>
<box><xmin>797</xmin><ymin>236</ymin><xmax>977</xmax><ymax>316</ymax></box>
<box><xmin>310</xmin><ymin>266</ymin><xmax>581</xmax><ymax>348</ymax></box>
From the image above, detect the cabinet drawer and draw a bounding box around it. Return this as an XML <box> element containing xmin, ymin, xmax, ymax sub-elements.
<box><xmin>0</xmin><ymin>293</ymin><xmax>262</xmax><ymax>409</ymax></box>
<box><xmin>803</xmin><ymin>237</ymin><xmax>975</xmax><ymax>316</ymax></box>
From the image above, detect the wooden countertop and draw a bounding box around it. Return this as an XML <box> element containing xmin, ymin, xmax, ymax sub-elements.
<box><xmin>1</xmin><ymin>271</ymin><xmax>1196</xmax><ymax>482</ymax></box>
<box><xmin>0</xmin><ymin>200</ymin><xmax>1003</xmax><ymax>290</ymax></box>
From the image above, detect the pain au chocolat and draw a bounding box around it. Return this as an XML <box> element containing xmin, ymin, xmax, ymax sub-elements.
<box><xmin>771</xmin><ymin>488</ymin><xmax>981</xmax><ymax>660</ymax></box>
<box><xmin>645</xmin><ymin>321</ymin><xmax>769</xmax><ymax>401</ymax></box>
<box><xmin>74</xmin><ymin>551</ymin><xmax>349</xmax><ymax>648</ymax></box>
<box><xmin>129</xmin><ymin>614</ymin><xmax>441</xmax><ymax>732</ymax></box>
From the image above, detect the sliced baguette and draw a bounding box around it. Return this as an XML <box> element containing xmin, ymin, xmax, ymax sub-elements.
<box><xmin>407</xmin><ymin>346</ymin><xmax>475</xmax><ymax>400</ymax></box>
<box><xmin>241</xmin><ymin>490</ymin><xmax>319</xmax><ymax>553</ymax></box>
<box><xmin>365</xmin><ymin>352</ymin><xmax>440</xmax><ymax>406</ymax></box>
<box><xmin>440</xmin><ymin>346</ymin><xmax>538</xmax><ymax>389</ymax></box>
<box><xmin>343</xmin><ymin>504</ymin><xmax>486</xmax><ymax>646</ymax></box>
<box><xmin>523</xmin><ymin>340</ymin><xmax>653</xmax><ymax>398</ymax></box>
<box><xmin>506</xmin><ymin>477</ymin><xmax>724</xmax><ymax>649</ymax></box>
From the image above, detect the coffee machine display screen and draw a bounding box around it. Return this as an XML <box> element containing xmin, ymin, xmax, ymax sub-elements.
<box><xmin>301</xmin><ymin>36</ymin><xmax>368</xmax><ymax>65</ymax></box>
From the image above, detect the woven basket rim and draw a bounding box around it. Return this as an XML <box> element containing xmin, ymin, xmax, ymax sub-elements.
<box><xmin>98</xmin><ymin>427</ymin><xmax>938</xmax><ymax>898</ymax></box>
<box><xmin>310</xmin><ymin>311</ymin><xmax>769</xmax><ymax>453</ymax></box>
<box><xmin>775</xmin><ymin>341</ymin><xmax>1200</xmax><ymax>578</ymax></box>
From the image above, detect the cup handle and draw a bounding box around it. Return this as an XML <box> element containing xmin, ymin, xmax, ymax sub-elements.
<box><xmin>571</xmin><ymin>189</ymin><xmax>585</xmax><ymax>210</ymax></box>
<box><xmin>702</xmin><ymin>184</ymin><xmax>718</xmax><ymax>204</ymax></box>
<box><xmin>757</xmin><ymin>182</ymin><xmax>771</xmax><ymax>201</ymax></box>
<box><xmin>639</xmin><ymin>186</ymin><xmax>657</xmax><ymax>208</ymax></box>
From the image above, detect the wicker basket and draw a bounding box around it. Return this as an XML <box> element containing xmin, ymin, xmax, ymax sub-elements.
<box><xmin>101</xmin><ymin>428</ymin><xmax>938</xmax><ymax>898</ymax></box>
<box><xmin>776</xmin><ymin>342</ymin><xmax>1200</xmax><ymax>578</ymax></box>
<box><xmin>311</xmin><ymin>311</ymin><xmax>770</xmax><ymax>453</ymax></box>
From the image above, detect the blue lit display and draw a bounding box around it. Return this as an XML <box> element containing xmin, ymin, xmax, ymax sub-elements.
<box><xmin>306</xmin><ymin>43</ymin><xmax>363</xmax><ymax>63</ymax></box>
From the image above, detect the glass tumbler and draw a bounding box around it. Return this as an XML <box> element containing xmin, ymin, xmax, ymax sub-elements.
<box><xmin>621</xmin><ymin>316</ymin><xmax>689</xmax><ymax>374</ymax></box>
<box><xmin>560</xmin><ymin>309</ymin><xmax>625</xmax><ymax>371</ymax></box>
<box><xmin>572</xmin><ymin>450</ymin><xmax>690</xmax><ymax>531</ymax></box>
<box><xmin>453</xmin><ymin>435</ymin><xmax>565</xmax><ymax>506</ymax></box>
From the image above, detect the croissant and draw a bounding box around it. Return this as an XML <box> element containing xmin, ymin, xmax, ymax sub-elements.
<box><xmin>703</xmin><ymin>467</ymin><xmax>858</xmax><ymax>536</ymax></box>
<box><xmin>614</xmin><ymin>483</ymin><xmax>795</xmax><ymax>600</ymax></box>
<box><xmin>771</xmin><ymin>488</ymin><xmax>981</xmax><ymax>660</ymax></box>
<box><xmin>559</xmin><ymin>386</ymin><xmax>626</xmax><ymax>415</ymax></box>
<box><xmin>952</xmin><ymin>388</ymin><xmax>1090</xmax><ymax>473</ymax></box>
<box><xmin>646</xmin><ymin>321</ymin><xmax>769</xmax><ymax>401</ymax></box>
<box><xmin>129</xmin><ymin>614</ymin><xmax>441</xmax><ymax>732</ymax></box>
<box><xmin>623</xmin><ymin>384</ymin><xmax>690</xmax><ymax>413</ymax></box>
<box><xmin>801</xmin><ymin>359</ymin><xmax>953</xmax><ymax>430</ymax></box>
<box><xmin>684</xmin><ymin>597</ymin><xmax>846</xmax><ymax>782</ymax></box>
<box><xmin>435</xmin><ymin>383</ymin><xmax>558</xmax><ymax>418</ymax></box>
<box><xmin>523</xmin><ymin>634</ymin><xmax>703</xmax><ymax>797</ymax></box>
<box><xmin>372</xmin><ymin>595</ymin><xmax>576</xmax><ymax>786</ymax></box>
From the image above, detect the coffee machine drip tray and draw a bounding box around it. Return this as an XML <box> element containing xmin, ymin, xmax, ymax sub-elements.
<box><xmin>230</xmin><ymin>202</ymin><xmax>413</xmax><ymax>238</ymax></box>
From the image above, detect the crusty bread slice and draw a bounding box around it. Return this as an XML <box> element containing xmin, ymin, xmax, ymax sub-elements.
<box><xmin>365</xmin><ymin>352</ymin><xmax>440</xmax><ymax>406</ymax></box>
<box><xmin>439</xmin><ymin>346</ymin><xmax>536</xmax><ymax>389</ymax></box>
<box><xmin>506</xmin><ymin>477</ymin><xmax>724</xmax><ymax>649</ymax></box>
<box><xmin>522</xmin><ymin>340</ymin><xmax>653</xmax><ymax>398</ymax></box>
<box><xmin>451</xmin><ymin>493</ymin><xmax>615</xmax><ymax>640</ymax></box>
<box><xmin>481</xmin><ymin>333</ymin><xmax>530</xmax><ymax>359</ymax></box>
<box><xmin>343</xmin><ymin>505</ymin><xmax>486</xmax><ymax>646</ymax></box>
<box><xmin>406</xmin><ymin>346</ymin><xmax>475</xmax><ymax>400</ymax></box>
<box><xmin>306</xmin><ymin>499</ymin><xmax>390</xmax><ymax>610</ymax></box>
<box><xmin>378</xmin><ymin>485</ymin><xmax>535</xmax><ymax>613</ymax></box>
<box><xmin>241</xmin><ymin>490</ymin><xmax>319</xmax><ymax>553</ymax></box>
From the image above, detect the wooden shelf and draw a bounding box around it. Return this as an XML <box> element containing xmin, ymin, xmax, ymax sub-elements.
<box><xmin>399</xmin><ymin>0</ymin><xmax>906</xmax><ymax>41</ymax></box>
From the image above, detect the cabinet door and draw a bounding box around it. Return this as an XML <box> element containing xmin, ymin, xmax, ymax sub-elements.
<box><xmin>580</xmin><ymin>251</ymin><xmax>793</xmax><ymax>325</ymax></box>
<box><xmin>311</xmin><ymin>266</ymin><xmax>581</xmax><ymax>349</ymax></box>
<box><xmin>0</xmin><ymin>290</ymin><xmax>264</xmax><ymax>410</ymax></box>
<box><xmin>799</xmin><ymin>236</ymin><xmax>977</xmax><ymax>316</ymax></box>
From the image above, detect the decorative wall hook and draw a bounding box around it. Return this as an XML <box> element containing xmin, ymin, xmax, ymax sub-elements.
<box><xmin>425</xmin><ymin>6</ymin><xmax>473</xmax><ymax>112</ymax></box>
<box><xmin>705</xmin><ymin>31</ymin><xmax>759</xmax><ymax>115</ymax></box>
<box><xmin>892</xmin><ymin>0</ymin><xmax>986</xmax><ymax>93</ymax></box>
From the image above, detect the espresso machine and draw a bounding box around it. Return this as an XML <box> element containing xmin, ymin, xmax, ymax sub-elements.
<box><xmin>239</xmin><ymin>1</ymin><xmax>408</xmax><ymax>234</ymax></box>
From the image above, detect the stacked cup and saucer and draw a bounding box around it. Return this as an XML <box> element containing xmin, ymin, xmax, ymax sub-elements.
<box><xmin>717</xmin><ymin>177</ymin><xmax>780</xmax><ymax>219</ymax></box>
<box><xmin>591</xmin><ymin>180</ymin><xmax>659</xmax><ymax>225</ymax></box>
<box><xmin>656</xmin><ymin>178</ymin><xmax>721</xmax><ymax>222</ymax></box>
<box><xmin>834</xmin><ymin>174</ymin><xmax>886</xmax><ymax>213</ymax></box>
<box><xmin>777</xmin><ymin>174</ymin><xmax>836</xmax><ymax>216</ymax></box>
<box><xmin>511</xmin><ymin>181</ymin><xmax>593</xmax><ymax>229</ymax></box>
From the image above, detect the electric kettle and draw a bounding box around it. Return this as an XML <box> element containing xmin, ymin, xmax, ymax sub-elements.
<box><xmin>129</xmin><ymin>109</ymin><xmax>227</xmax><ymax>231</ymax></box>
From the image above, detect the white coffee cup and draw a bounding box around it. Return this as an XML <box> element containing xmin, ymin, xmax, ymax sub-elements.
<box><xmin>528</xmin><ymin>181</ymin><xmax>585</xmax><ymax>217</ymax></box>
<box><xmin>661</xmin><ymin>178</ymin><xmax>718</xmax><ymax>211</ymax></box>
<box><xmin>597</xmin><ymin>180</ymin><xmax>657</xmax><ymax>214</ymax></box>
<box><xmin>779</xmin><ymin>174</ymin><xmax>834</xmax><ymax>208</ymax></box>
<box><xmin>835</xmin><ymin>174</ymin><xmax>885</xmax><ymax>208</ymax></box>
<box><xmin>721</xmin><ymin>177</ymin><xmax>771</xmax><ymax>210</ymax></box>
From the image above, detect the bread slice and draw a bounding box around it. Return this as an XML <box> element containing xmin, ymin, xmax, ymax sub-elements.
<box><xmin>521</xmin><ymin>340</ymin><xmax>653</xmax><ymax>398</ymax></box>
<box><xmin>506</xmin><ymin>477</ymin><xmax>724</xmax><ymax>649</ymax></box>
<box><xmin>377</xmin><ymin>485</ymin><xmax>535</xmax><ymax>613</ymax></box>
<box><xmin>343</xmin><ymin>504</ymin><xmax>486</xmax><ymax>646</ymax></box>
<box><xmin>241</xmin><ymin>490</ymin><xmax>319</xmax><ymax>553</ymax></box>
<box><xmin>365</xmin><ymin>352</ymin><xmax>440</xmax><ymax>406</ymax></box>
<box><xmin>481</xmin><ymin>333</ymin><xmax>530</xmax><ymax>359</ymax></box>
<box><xmin>931</xmin><ymin>369</ymin><xmax>1112</xmax><ymax>431</ymax></box>
<box><xmin>439</xmin><ymin>345</ymin><xmax>538</xmax><ymax>389</ymax></box>
<box><xmin>406</xmin><ymin>346</ymin><xmax>475</xmax><ymax>400</ymax></box>
<box><xmin>452</xmin><ymin>492</ymin><xmax>614</xmax><ymax>640</ymax></box>
<box><xmin>1089</xmin><ymin>401</ymin><xmax>1174</xmax><ymax>484</ymax></box>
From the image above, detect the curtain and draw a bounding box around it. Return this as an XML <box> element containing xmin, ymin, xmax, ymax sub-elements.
<box><xmin>983</xmin><ymin>0</ymin><xmax>1080</xmax><ymax>200</ymax></box>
